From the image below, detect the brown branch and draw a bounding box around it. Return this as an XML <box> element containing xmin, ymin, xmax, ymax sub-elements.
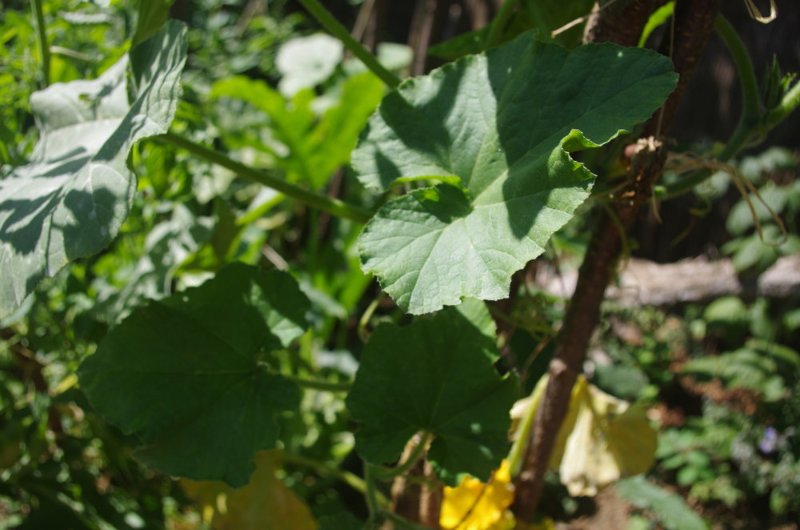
<box><xmin>364</xmin><ymin>0</ymin><xmax>388</xmax><ymax>51</ymax></box>
<box><xmin>408</xmin><ymin>0</ymin><xmax>451</xmax><ymax>75</ymax></box>
<box><xmin>419</xmin><ymin>460</ymin><xmax>442</xmax><ymax>528</ymax></box>
<box><xmin>511</xmin><ymin>0</ymin><xmax>721</xmax><ymax>521</ymax></box>
<box><xmin>512</xmin><ymin>139</ymin><xmax>667</xmax><ymax>521</ymax></box>
<box><xmin>463</xmin><ymin>0</ymin><xmax>491</xmax><ymax>29</ymax></box>
<box><xmin>388</xmin><ymin>434</ymin><xmax>437</xmax><ymax>527</ymax></box>
<box><xmin>582</xmin><ymin>0</ymin><xmax>662</xmax><ymax>47</ymax></box>
<box><xmin>644</xmin><ymin>0</ymin><xmax>723</xmax><ymax>136</ymax></box>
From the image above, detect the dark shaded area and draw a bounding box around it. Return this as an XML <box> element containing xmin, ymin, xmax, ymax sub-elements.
<box><xmin>635</xmin><ymin>1</ymin><xmax>800</xmax><ymax>262</ymax></box>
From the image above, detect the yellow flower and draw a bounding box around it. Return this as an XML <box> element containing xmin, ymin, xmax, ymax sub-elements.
<box><xmin>440</xmin><ymin>460</ymin><xmax>515</xmax><ymax>530</ymax></box>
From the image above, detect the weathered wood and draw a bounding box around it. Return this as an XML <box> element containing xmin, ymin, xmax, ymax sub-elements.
<box><xmin>535</xmin><ymin>255</ymin><xmax>800</xmax><ymax>306</ymax></box>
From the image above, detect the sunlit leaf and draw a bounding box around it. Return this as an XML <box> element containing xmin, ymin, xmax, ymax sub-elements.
<box><xmin>210</xmin><ymin>71</ymin><xmax>383</xmax><ymax>189</ymax></box>
<box><xmin>0</xmin><ymin>22</ymin><xmax>186</xmax><ymax>320</ymax></box>
<box><xmin>354</xmin><ymin>35</ymin><xmax>676</xmax><ymax>314</ymax></box>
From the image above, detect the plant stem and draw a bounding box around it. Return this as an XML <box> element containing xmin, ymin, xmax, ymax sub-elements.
<box><xmin>282</xmin><ymin>374</ymin><xmax>351</xmax><ymax>392</ymax></box>
<box><xmin>714</xmin><ymin>14</ymin><xmax>760</xmax><ymax>162</ymax></box>
<box><xmin>30</xmin><ymin>0</ymin><xmax>50</xmax><ymax>86</ymax></box>
<box><xmin>281</xmin><ymin>452</ymin><xmax>389</xmax><ymax>505</ymax></box>
<box><xmin>156</xmin><ymin>133</ymin><xmax>373</xmax><ymax>223</ymax></box>
<box><xmin>507</xmin><ymin>381</ymin><xmax>546</xmax><ymax>477</ymax></box>
<box><xmin>715</xmin><ymin>15</ymin><xmax>760</xmax><ymax>136</ymax></box>
<box><xmin>49</xmin><ymin>45</ymin><xmax>95</xmax><ymax>63</ymax></box>
<box><xmin>297</xmin><ymin>0</ymin><xmax>400</xmax><ymax>88</ymax></box>
<box><xmin>364</xmin><ymin>463</ymin><xmax>381</xmax><ymax>517</ymax></box>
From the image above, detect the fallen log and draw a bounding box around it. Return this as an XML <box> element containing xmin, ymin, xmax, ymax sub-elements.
<box><xmin>535</xmin><ymin>255</ymin><xmax>800</xmax><ymax>307</ymax></box>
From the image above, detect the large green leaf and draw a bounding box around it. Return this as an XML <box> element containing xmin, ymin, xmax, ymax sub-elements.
<box><xmin>78</xmin><ymin>263</ymin><xmax>310</xmax><ymax>486</ymax></box>
<box><xmin>0</xmin><ymin>22</ymin><xmax>186</xmax><ymax>320</ymax></box>
<box><xmin>354</xmin><ymin>36</ymin><xmax>676</xmax><ymax>314</ymax></box>
<box><xmin>346</xmin><ymin>308</ymin><xmax>517</xmax><ymax>485</ymax></box>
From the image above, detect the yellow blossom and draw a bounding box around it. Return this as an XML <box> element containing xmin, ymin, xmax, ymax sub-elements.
<box><xmin>440</xmin><ymin>460</ymin><xmax>515</xmax><ymax>530</ymax></box>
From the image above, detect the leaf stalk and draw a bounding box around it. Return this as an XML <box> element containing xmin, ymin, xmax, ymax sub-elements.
<box><xmin>156</xmin><ymin>132</ymin><xmax>373</xmax><ymax>223</ymax></box>
<box><xmin>297</xmin><ymin>0</ymin><xmax>401</xmax><ymax>88</ymax></box>
<box><xmin>281</xmin><ymin>452</ymin><xmax>389</xmax><ymax>506</ymax></box>
<box><xmin>282</xmin><ymin>374</ymin><xmax>351</xmax><ymax>392</ymax></box>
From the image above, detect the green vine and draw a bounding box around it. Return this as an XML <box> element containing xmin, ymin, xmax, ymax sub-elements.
<box><xmin>281</xmin><ymin>452</ymin><xmax>389</xmax><ymax>505</ymax></box>
<box><xmin>156</xmin><ymin>132</ymin><xmax>373</xmax><ymax>223</ymax></box>
<box><xmin>282</xmin><ymin>374</ymin><xmax>352</xmax><ymax>393</ymax></box>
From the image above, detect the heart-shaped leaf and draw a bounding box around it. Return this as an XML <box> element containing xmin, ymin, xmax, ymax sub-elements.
<box><xmin>353</xmin><ymin>36</ymin><xmax>677</xmax><ymax>314</ymax></box>
<box><xmin>78</xmin><ymin>263</ymin><xmax>310</xmax><ymax>486</ymax></box>
<box><xmin>0</xmin><ymin>22</ymin><xmax>186</xmax><ymax>319</ymax></box>
<box><xmin>346</xmin><ymin>307</ymin><xmax>517</xmax><ymax>485</ymax></box>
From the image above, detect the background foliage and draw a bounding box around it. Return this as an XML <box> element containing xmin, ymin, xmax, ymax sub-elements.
<box><xmin>1</xmin><ymin>1</ymin><xmax>798</xmax><ymax>529</ymax></box>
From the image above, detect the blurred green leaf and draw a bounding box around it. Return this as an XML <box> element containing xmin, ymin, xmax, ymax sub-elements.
<box><xmin>276</xmin><ymin>33</ymin><xmax>343</xmax><ymax>96</ymax></box>
<box><xmin>726</xmin><ymin>184</ymin><xmax>787</xmax><ymax>236</ymax></box>
<box><xmin>617</xmin><ymin>476</ymin><xmax>708</xmax><ymax>530</ymax></box>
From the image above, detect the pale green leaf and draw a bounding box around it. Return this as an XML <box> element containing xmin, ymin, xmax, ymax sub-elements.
<box><xmin>354</xmin><ymin>36</ymin><xmax>676</xmax><ymax>314</ymax></box>
<box><xmin>277</xmin><ymin>33</ymin><xmax>343</xmax><ymax>97</ymax></box>
<box><xmin>0</xmin><ymin>22</ymin><xmax>186</xmax><ymax>320</ymax></box>
<box><xmin>638</xmin><ymin>2</ymin><xmax>675</xmax><ymax>47</ymax></box>
<box><xmin>211</xmin><ymin>72</ymin><xmax>383</xmax><ymax>189</ymax></box>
